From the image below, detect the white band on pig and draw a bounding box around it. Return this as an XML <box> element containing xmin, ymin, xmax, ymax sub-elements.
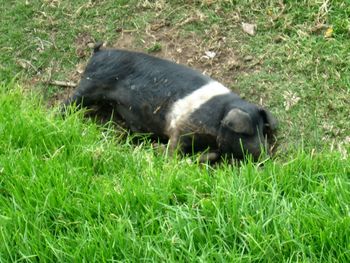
<box><xmin>166</xmin><ymin>81</ymin><xmax>230</xmax><ymax>133</ymax></box>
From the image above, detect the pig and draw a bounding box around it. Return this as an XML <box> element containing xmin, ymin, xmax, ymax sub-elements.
<box><xmin>62</xmin><ymin>43</ymin><xmax>278</xmax><ymax>162</ymax></box>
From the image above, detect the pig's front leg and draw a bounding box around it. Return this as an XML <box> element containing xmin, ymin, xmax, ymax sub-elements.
<box><xmin>167</xmin><ymin>130</ymin><xmax>181</xmax><ymax>157</ymax></box>
<box><xmin>167</xmin><ymin>130</ymin><xmax>195</xmax><ymax>157</ymax></box>
<box><xmin>167</xmin><ymin>131</ymin><xmax>195</xmax><ymax>157</ymax></box>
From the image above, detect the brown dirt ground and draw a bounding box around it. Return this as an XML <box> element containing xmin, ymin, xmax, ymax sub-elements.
<box><xmin>52</xmin><ymin>19</ymin><xmax>262</xmax><ymax>106</ymax></box>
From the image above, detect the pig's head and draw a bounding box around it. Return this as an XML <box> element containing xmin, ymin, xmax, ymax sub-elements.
<box><xmin>217</xmin><ymin>103</ymin><xmax>278</xmax><ymax>161</ymax></box>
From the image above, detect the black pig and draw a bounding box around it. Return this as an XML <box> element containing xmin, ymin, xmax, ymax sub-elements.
<box><xmin>63</xmin><ymin>43</ymin><xmax>277</xmax><ymax>162</ymax></box>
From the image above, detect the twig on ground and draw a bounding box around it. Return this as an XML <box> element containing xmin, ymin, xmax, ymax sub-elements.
<box><xmin>49</xmin><ymin>80</ymin><xmax>77</xmax><ymax>88</ymax></box>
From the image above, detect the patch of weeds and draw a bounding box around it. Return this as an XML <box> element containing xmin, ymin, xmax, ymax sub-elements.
<box><xmin>147</xmin><ymin>42</ymin><xmax>162</xmax><ymax>53</ymax></box>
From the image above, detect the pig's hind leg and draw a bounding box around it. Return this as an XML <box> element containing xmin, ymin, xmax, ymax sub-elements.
<box><xmin>61</xmin><ymin>79</ymin><xmax>102</xmax><ymax>114</ymax></box>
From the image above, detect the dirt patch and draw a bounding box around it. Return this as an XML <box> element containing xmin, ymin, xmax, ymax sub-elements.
<box><xmin>53</xmin><ymin>20</ymin><xmax>261</xmax><ymax>107</ymax></box>
<box><xmin>112</xmin><ymin>24</ymin><xmax>248</xmax><ymax>88</ymax></box>
<box><xmin>75</xmin><ymin>32</ymin><xmax>96</xmax><ymax>58</ymax></box>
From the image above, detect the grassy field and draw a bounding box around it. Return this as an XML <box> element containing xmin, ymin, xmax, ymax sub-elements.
<box><xmin>1</xmin><ymin>0</ymin><xmax>349</xmax><ymax>261</ymax></box>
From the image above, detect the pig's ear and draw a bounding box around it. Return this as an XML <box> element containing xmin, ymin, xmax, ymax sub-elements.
<box><xmin>221</xmin><ymin>108</ymin><xmax>254</xmax><ymax>135</ymax></box>
<box><xmin>259</xmin><ymin>107</ymin><xmax>278</xmax><ymax>134</ymax></box>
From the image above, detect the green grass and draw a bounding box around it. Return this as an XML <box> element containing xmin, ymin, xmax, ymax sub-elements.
<box><xmin>1</xmin><ymin>0</ymin><xmax>350</xmax><ymax>261</ymax></box>
<box><xmin>1</xmin><ymin>84</ymin><xmax>349</xmax><ymax>261</ymax></box>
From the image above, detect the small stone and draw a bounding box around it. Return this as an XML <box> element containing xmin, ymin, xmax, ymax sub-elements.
<box><xmin>244</xmin><ymin>55</ymin><xmax>253</xmax><ymax>61</ymax></box>
<box><xmin>87</xmin><ymin>42</ymin><xmax>95</xmax><ymax>48</ymax></box>
<box><xmin>242</xmin><ymin>22</ymin><xmax>257</xmax><ymax>36</ymax></box>
<box><xmin>204</xmin><ymin>51</ymin><xmax>216</xmax><ymax>59</ymax></box>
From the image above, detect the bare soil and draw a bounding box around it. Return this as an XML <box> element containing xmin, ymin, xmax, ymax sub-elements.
<box><xmin>53</xmin><ymin>19</ymin><xmax>263</xmax><ymax>107</ymax></box>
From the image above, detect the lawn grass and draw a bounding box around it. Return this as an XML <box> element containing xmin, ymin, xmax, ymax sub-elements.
<box><xmin>1</xmin><ymin>0</ymin><xmax>350</xmax><ymax>261</ymax></box>
<box><xmin>1</xmin><ymin>84</ymin><xmax>349</xmax><ymax>261</ymax></box>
